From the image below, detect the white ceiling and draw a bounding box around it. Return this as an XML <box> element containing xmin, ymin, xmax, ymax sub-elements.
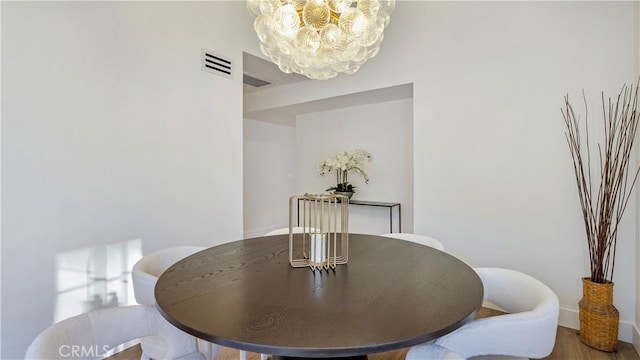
<box><xmin>243</xmin><ymin>52</ymin><xmax>309</xmax><ymax>94</ymax></box>
<box><xmin>244</xmin><ymin>83</ymin><xmax>414</xmax><ymax>126</ymax></box>
<box><xmin>242</xmin><ymin>52</ymin><xmax>413</xmax><ymax>127</ymax></box>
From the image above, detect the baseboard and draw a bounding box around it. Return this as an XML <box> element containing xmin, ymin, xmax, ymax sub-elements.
<box><xmin>633</xmin><ymin>324</ymin><xmax>640</xmax><ymax>356</ymax></box>
<box><xmin>558</xmin><ymin>307</ymin><xmax>580</xmax><ymax>331</ymax></box>
<box><xmin>559</xmin><ymin>307</ymin><xmax>634</xmax><ymax>343</ymax></box>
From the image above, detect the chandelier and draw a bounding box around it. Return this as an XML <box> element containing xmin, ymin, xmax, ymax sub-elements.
<box><xmin>247</xmin><ymin>0</ymin><xmax>395</xmax><ymax>80</ymax></box>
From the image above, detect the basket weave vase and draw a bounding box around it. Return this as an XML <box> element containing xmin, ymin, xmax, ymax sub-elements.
<box><xmin>578</xmin><ymin>277</ymin><xmax>619</xmax><ymax>352</ymax></box>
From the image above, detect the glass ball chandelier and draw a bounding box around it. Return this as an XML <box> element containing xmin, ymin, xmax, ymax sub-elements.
<box><xmin>247</xmin><ymin>0</ymin><xmax>395</xmax><ymax>80</ymax></box>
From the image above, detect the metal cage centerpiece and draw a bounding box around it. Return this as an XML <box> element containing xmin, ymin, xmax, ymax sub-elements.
<box><xmin>289</xmin><ymin>193</ymin><xmax>349</xmax><ymax>270</ymax></box>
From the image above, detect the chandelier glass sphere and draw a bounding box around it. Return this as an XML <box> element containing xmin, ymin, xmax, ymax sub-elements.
<box><xmin>247</xmin><ymin>0</ymin><xmax>395</xmax><ymax>80</ymax></box>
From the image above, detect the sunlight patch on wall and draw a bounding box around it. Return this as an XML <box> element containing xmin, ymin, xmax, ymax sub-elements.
<box><xmin>54</xmin><ymin>239</ymin><xmax>142</xmax><ymax>323</ymax></box>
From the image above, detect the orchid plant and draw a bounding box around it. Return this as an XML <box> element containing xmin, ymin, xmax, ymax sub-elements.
<box><xmin>319</xmin><ymin>149</ymin><xmax>372</xmax><ymax>193</ymax></box>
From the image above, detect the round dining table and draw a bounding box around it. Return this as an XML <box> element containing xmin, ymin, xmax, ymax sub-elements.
<box><xmin>155</xmin><ymin>233</ymin><xmax>483</xmax><ymax>360</ymax></box>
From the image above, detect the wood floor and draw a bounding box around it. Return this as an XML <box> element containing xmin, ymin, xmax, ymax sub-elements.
<box><xmin>110</xmin><ymin>308</ymin><xmax>640</xmax><ymax>360</ymax></box>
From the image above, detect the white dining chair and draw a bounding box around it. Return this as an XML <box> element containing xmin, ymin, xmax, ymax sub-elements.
<box><xmin>132</xmin><ymin>246</ymin><xmax>266</xmax><ymax>360</ymax></box>
<box><xmin>132</xmin><ymin>246</ymin><xmax>206</xmax><ymax>305</ymax></box>
<box><xmin>25</xmin><ymin>305</ymin><xmax>205</xmax><ymax>360</ymax></box>
<box><xmin>264</xmin><ymin>226</ymin><xmax>316</xmax><ymax>236</ymax></box>
<box><xmin>405</xmin><ymin>267</ymin><xmax>560</xmax><ymax>360</ymax></box>
<box><xmin>380</xmin><ymin>232</ymin><xmax>445</xmax><ymax>251</ymax></box>
<box><xmin>132</xmin><ymin>246</ymin><xmax>221</xmax><ymax>360</ymax></box>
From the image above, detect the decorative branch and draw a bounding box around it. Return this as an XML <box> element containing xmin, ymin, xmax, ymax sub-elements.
<box><xmin>562</xmin><ymin>79</ymin><xmax>640</xmax><ymax>284</ymax></box>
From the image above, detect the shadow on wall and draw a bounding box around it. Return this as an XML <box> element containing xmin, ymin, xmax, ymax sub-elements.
<box><xmin>54</xmin><ymin>239</ymin><xmax>142</xmax><ymax>323</ymax></box>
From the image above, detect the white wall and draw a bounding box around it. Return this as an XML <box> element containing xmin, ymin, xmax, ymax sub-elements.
<box><xmin>295</xmin><ymin>99</ymin><xmax>413</xmax><ymax>234</ymax></box>
<box><xmin>1</xmin><ymin>2</ymin><xmax>257</xmax><ymax>357</ymax></box>
<box><xmin>243</xmin><ymin>119</ymin><xmax>296</xmax><ymax>237</ymax></box>
<box><xmin>0</xmin><ymin>2</ymin><xmax>4</xmax><ymax>355</ymax></box>
<box><xmin>412</xmin><ymin>2</ymin><xmax>635</xmax><ymax>340</ymax></box>
<box><xmin>635</xmin><ymin>0</ymin><xmax>640</xmax><ymax>353</ymax></box>
<box><xmin>246</xmin><ymin>1</ymin><xmax>638</xmax><ymax>342</ymax></box>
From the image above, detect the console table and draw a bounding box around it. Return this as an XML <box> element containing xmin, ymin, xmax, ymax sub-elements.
<box><xmin>297</xmin><ymin>199</ymin><xmax>401</xmax><ymax>233</ymax></box>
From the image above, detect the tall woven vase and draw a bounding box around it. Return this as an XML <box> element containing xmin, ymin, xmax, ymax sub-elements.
<box><xmin>578</xmin><ymin>278</ymin><xmax>619</xmax><ymax>351</ymax></box>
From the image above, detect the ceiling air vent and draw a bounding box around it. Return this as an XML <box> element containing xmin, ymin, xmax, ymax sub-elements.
<box><xmin>243</xmin><ymin>74</ymin><xmax>272</xmax><ymax>88</ymax></box>
<box><xmin>201</xmin><ymin>49</ymin><xmax>233</xmax><ymax>79</ymax></box>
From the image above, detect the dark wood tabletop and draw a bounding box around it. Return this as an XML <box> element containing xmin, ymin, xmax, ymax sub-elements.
<box><xmin>155</xmin><ymin>234</ymin><xmax>483</xmax><ymax>359</ymax></box>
